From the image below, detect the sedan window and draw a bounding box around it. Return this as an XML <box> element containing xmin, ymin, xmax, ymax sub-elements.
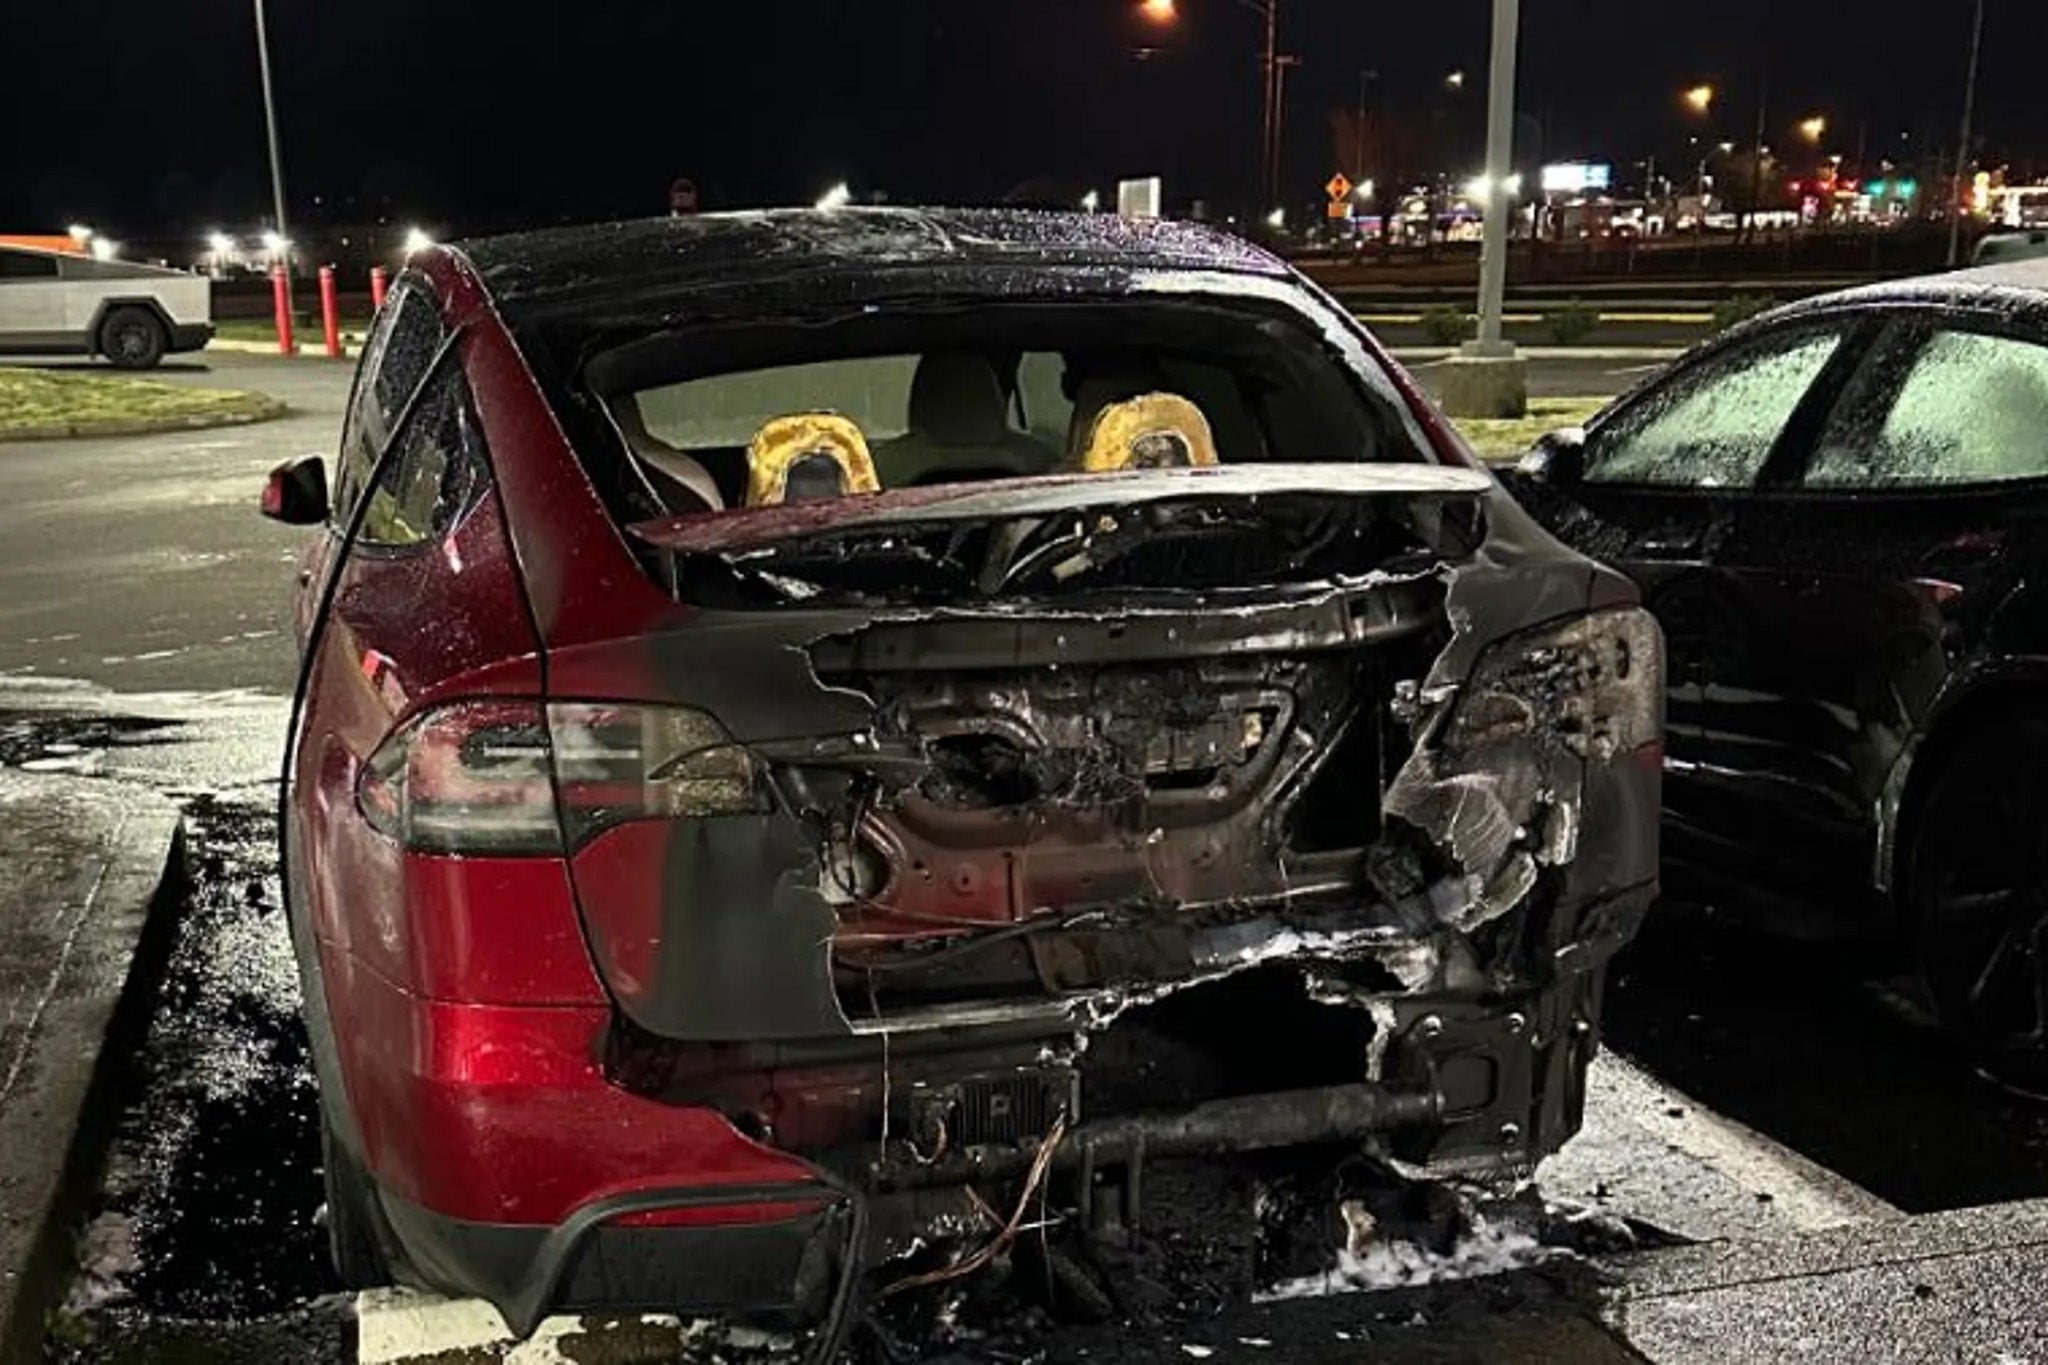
<box><xmin>1584</xmin><ymin>325</ymin><xmax>1846</xmax><ymax>489</ymax></box>
<box><xmin>1805</xmin><ymin>327</ymin><xmax>2048</xmax><ymax>489</ymax></box>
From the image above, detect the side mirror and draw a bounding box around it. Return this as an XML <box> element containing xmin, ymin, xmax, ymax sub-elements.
<box><xmin>1515</xmin><ymin>427</ymin><xmax>1588</xmax><ymax>485</ymax></box>
<box><xmin>261</xmin><ymin>455</ymin><xmax>329</xmax><ymax>525</ymax></box>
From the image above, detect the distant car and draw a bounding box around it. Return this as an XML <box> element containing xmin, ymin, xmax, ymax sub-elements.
<box><xmin>1974</xmin><ymin>229</ymin><xmax>2048</xmax><ymax>268</ymax></box>
<box><xmin>0</xmin><ymin>243</ymin><xmax>213</xmax><ymax>368</ymax></box>
<box><xmin>1506</xmin><ymin>257</ymin><xmax>2048</xmax><ymax>1093</ymax></box>
<box><xmin>262</xmin><ymin>208</ymin><xmax>1661</xmax><ymax>1333</ymax></box>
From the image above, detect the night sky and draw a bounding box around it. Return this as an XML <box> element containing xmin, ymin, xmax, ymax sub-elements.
<box><xmin>6</xmin><ymin>0</ymin><xmax>2036</xmax><ymax>238</ymax></box>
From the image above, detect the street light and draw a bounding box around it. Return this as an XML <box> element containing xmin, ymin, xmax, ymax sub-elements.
<box><xmin>815</xmin><ymin>182</ymin><xmax>853</xmax><ymax>211</ymax></box>
<box><xmin>402</xmin><ymin>226</ymin><xmax>435</xmax><ymax>255</ymax></box>
<box><xmin>1445</xmin><ymin>70</ymin><xmax>1467</xmax><ymax>92</ymax></box>
<box><xmin>1080</xmin><ymin>189</ymin><xmax>1102</xmax><ymax>213</ymax></box>
<box><xmin>1948</xmin><ymin>0</ymin><xmax>1987</xmax><ymax>267</ymax></box>
<box><xmin>1138</xmin><ymin>0</ymin><xmax>1285</xmax><ymax>212</ymax></box>
<box><xmin>1683</xmin><ymin>84</ymin><xmax>1715</xmax><ymax>116</ymax></box>
<box><xmin>1798</xmin><ymin>115</ymin><xmax>1828</xmax><ymax>145</ymax></box>
<box><xmin>253</xmin><ymin>0</ymin><xmax>292</xmax><ymax>321</ymax></box>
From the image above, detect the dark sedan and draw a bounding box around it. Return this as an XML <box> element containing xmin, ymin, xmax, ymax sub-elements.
<box><xmin>1507</xmin><ymin>255</ymin><xmax>2048</xmax><ymax>1093</ymax></box>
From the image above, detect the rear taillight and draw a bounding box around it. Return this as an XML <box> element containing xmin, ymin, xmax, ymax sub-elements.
<box><xmin>358</xmin><ymin>700</ymin><xmax>762</xmax><ymax>855</ymax></box>
<box><xmin>1439</xmin><ymin>607</ymin><xmax>1664</xmax><ymax>761</ymax></box>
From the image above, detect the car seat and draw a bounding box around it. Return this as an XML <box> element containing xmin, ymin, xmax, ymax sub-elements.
<box><xmin>744</xmin><ymin>412</ymin><xmax>881</xmax><ymax>506</ymax></box>
<box><xmin>1072</xmin><ymin>392</ymin><xmax>1221</xmax><ymax>472</ymax></box>
<box><xmin>612</xmin><ymin>398</ymin><xmax>726</xmax><ymax>513</ymax></box>
<box><xmin>872</xmin><ymin>353</ymin><xmax>1055</xmax><ymax>486</ymax></box>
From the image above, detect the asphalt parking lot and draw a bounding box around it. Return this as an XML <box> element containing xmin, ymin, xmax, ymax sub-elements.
<box><xmin>7</xmin><ymin>345</ymin><xmax>2048</xmax><ymax>1364</ymax></box>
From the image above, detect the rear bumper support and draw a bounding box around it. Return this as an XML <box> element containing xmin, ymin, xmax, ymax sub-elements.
<box><xmin>856</xmin><ymin>1082</ymin><xmax>1443</xmax><ymax>1192</ymax></box>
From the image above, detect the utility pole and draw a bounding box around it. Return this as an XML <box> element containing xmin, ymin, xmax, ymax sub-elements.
<box><xmin>1948</xmin><ymin>0</ymin><xmax>1986</xmax><ymax>267</ymax></box>
<box><xmin>1260</xmin><ymin>0</ymin><xmax>1278</xmax><ymax>208</ymax></box>
<box><xmin>1355</xmin><ymin>69</ymin><xmax>1379</xmax><ymax>182</ymax></box>
<box><xmin>1271</xmin><ymin>53</ymin><xmax>1300</xmax><ymax>208</ymax></box>
<box><xmin>1744</xmin><ymin>72</ymin><xmax>1769</xmax><ymax>244</ymax></box>
<box><xmin>254</xmin><ymin>0</ymin><xmax>292</xmax><ymax>307</ymax></box>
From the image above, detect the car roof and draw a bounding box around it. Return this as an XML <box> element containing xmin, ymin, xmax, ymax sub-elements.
<box><xmin>1759</xmin><ymin>255</ymin><xmax>2048</xmax><ymax>331</ymax></box>
<box><xmin>454</xmin><ymin>207</ymin><xmax>1290</xmax><ymax>315</ymax></box>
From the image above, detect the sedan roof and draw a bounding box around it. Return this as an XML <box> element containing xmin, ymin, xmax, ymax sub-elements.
<box><xmin>1763</xmin><ymin>255</ymin><xmax>2048</xmax><ymax>329</ymax></box>
<box><xmin>455</xmin><ymin>208</ymin><xmax>1290</xmax><ymax>317</ymax></box>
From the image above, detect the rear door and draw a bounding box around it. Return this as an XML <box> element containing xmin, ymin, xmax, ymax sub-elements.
<box><xmin>1515</xmin><ymin>314</ymin><xmax>1870</xmax><ymax>900</ymax></box>
<box><xmin>287</xmin><ymin>284</ymin><xmax>544</xmax><ymax>1137</ymax></box>
<box><xmin>1708</xmin><ymin>309</ymin><xmax>2048</xmax><ymax>908</ymax></box>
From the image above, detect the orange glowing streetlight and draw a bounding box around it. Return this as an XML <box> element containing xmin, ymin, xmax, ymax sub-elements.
<box><xmin>1683</xmin><ymin>84</ymin><xmax>1715</xmax><ymax>116</ymax></box>
<box><xmin>1140</xmin><ymin>0</ymin><xmax>1178</xmax><ymax>21</ymax></box>
<box><xmin>1798</xmin><ymin>114</ymin><xmax>1828</xmax><ymax>145</ymax></box>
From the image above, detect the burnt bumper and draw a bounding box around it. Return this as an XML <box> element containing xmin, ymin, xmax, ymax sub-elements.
<box><xmin>371</xmin><ymin>882</ymin><xmax>1650</xmax><ymax>1334</ymax></box>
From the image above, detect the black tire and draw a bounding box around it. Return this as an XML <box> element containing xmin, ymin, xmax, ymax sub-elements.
<box><xmin>321</xmin><ymin>1119</ymin><xmax>393</xmax><ymax>1288</ymax></box>
<box><xmin>99</xmin><ymin>306</ymin><xmax>167</xmax><ymax>369</ymax></box>
<box><xmin>1907</xmin><ymin>716</ymin><xmax>2048</xmax><ymax>1097</ymax></box>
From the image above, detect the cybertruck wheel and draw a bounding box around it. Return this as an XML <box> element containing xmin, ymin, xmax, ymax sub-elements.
<box><xmin>321</xmin><ymin>1119</ymin><xmax>394</xmax><ymax>1288</ymax></box>
<box><xmin>1908</xmin><ymin>719</ymin><xmax>2048</xmax><ymax>1099</ymax></box>
<box><xmin>99</xmin><ymin>306</ymin><xmax>167</xmax><ymax>369</ymax></box>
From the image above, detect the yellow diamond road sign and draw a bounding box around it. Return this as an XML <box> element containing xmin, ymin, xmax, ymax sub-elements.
<box><xmin>1325</xmin><ymin>173</ymin><xmax>1353</xmax><ymax>202</ymax></box>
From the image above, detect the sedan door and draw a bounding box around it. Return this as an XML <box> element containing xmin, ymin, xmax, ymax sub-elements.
<box><xmin>1507</xmin><ymin>314</ymin><xmax>1872</xmax><ymax>912</ymax></box>
<box><xmin>1707</xmin><ymin>310</ymin><xmax>2048</xmax><ymax>918</ymax></box>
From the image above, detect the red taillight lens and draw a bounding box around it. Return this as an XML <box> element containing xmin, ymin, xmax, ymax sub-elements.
<box><xmin>546</xmin><ymin>702</ymin><xmax>764</xmax><ymax>847</ymax></box>
<box><xmin>358</xmin><ymin>700</ymin><xmax>762</xmax><ymax>856</ymax></box>
<box><xmin>360</xmin><ymin>700</ymin><xmax>561</xmax><ymax>854</ymax></box>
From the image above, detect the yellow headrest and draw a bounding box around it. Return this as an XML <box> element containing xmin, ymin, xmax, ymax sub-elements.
<box><xmin>1076</xmin><ymin>393</ymin><xmax>1220</xmax><ymax>473</ymax></box>
<box><xmin>744</xmin><ymin>413</ymin><xmax>881</xmax><ymax>507</ymax></box>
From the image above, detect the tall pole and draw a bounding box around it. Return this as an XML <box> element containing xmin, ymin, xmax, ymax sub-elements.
<box><xmin>1947</xmin><ymin>0</ymin><xmax>1986</xmax><ymax>267</ymax></box>
<box><xmin>1355</xmin><ymin>70</ymin><xmax>1370</xmax><ymax>181</ymax></box>
<box><xmin>1260</xmin><ymin>0</ymin><xmax>1278</xmax><ymax>209</ymax></box>
<box><xmin>1745</xmin><ymin>75</ymin><xmax>1769</xmax><ymax>242</ymax></box>
<box><xmin>1472</xmin><ymin>0</ymin><xmax>1520</xmax><ymax>352</ymax></box>
<box><xmin>254</xmin><ymin>0</ymin><xmax>292</xmax><ymax>305</ymax></box>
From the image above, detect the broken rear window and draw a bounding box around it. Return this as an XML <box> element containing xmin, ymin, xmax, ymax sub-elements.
<box><xmin>581</xmin><ymin>300</ymin><xmax>1425</xmax><ymax>517</ymax></box>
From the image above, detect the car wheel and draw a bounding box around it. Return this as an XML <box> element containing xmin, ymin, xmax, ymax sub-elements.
<box><xmin>1908</xmin><ymin>718</ymin><xmax>2048</xmax><ymax>1097</ymax></box>
<box><xmin>99</xmin><ymin>306</ymin><xmax>167</xmax><ymax>369</ymax></box>
<box><xmin>321</xmin><ymin>1119</ymin><xmax>393</xmax><ymax>1288</ymax></box>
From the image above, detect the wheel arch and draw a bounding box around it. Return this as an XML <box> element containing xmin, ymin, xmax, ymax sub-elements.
<box><xmin>87</xmin><ymin>296</ymin><xmax>174</xmax><ymax>352</ymax></box>
<box><xmin>1880</xmin><ymin>661</ymin><xmax>2048</xmax><ymax>912</ymax></box>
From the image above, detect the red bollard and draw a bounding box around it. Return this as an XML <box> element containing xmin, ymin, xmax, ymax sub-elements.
<box><xmin>270</xmin><ymin>265</ymin><xmax>296</xmax><ymax>356</ymax></box>
<box><xmin>318</xmin><ymin>266</ymin><xmax>342</xmax><ymax>358</ymax></box>
<box><xmin>369</xmin><ymin>265</ymin><xmax>388</xmax><ymax>313</ymax></box>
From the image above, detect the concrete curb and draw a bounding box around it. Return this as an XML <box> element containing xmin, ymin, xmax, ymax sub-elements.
<box><xmin>0</xmin><ymin>780</ymin><xmax>185</xmax><ymax>1365</ymax></box>
<box><xmin>1359</xmin><ymin>311</ymin><xmax>1712</xmax><ymax>325</ymax></box>
<box><xmin>0</xmin><ymin>396</ymin><xmax>289</xmax><ymax>443</ymax></box>
<box><xmin>207</xmin><ymin>337</ymin><xmax>364</xmax><ymax>359</ymax></box>
<box><xmin>1392</xmin><ymin>346</ymin><xmax>1689</xmax><ymax>363</ymax></box>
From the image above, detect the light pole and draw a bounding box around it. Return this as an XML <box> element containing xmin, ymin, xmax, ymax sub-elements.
<box><xmin>1141</xmin><ymin>0</ymin><xmax>1284</xmax><ymax>213</ymax></box>
<box><xmin>1472</xmin><ymin>0</ymin><xmax>1520</xmax><ymax>355</ymax></box>
<box><xmin>253</xmin><ymin>0</ymin><xmax>292</xmax><ymax>307</ymax></box>
<box><xmin>1439</xmin><ymin>0</ymin><xmax>1526</xmax><ymax>420</ymax></box>
<box><xmin>1947</xmin><ymin>0</ymin><xmax>1986</xmax><ymax>267</ymax></box>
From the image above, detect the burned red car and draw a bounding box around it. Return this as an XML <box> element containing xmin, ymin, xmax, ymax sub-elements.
<box><xmin>264</xmin><ymin>209</ymin><xmax>1661</xmax><ymax>1336</ymax></box>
